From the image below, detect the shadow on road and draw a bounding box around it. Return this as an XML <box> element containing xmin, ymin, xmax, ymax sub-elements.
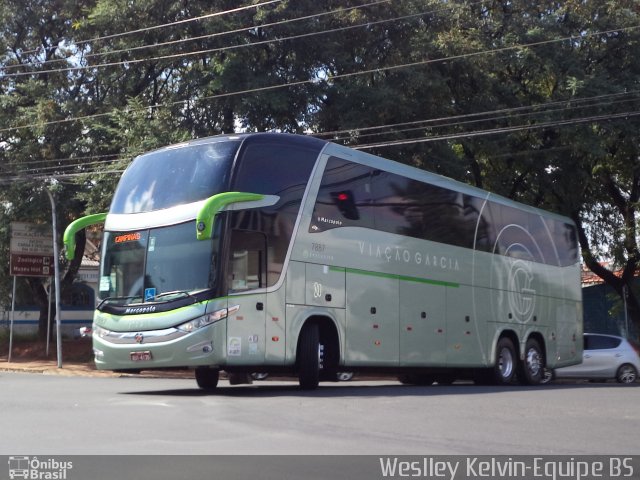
<box><xmin>119</xmin><ymin>379</ymin><xmax>638</xmax><ymax>398</ymax></box>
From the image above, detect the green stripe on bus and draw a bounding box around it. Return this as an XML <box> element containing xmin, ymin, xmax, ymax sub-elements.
<box><xmin>330</xmin><ymin>266</ymin><xmax>459</xmax><ymax>288</ymax></box>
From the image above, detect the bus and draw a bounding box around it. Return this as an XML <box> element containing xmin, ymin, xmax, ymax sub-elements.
<box><xmin>64</xmin><ymin>133</ymin><xmax>582</xmax><ymax>390</ymax></box>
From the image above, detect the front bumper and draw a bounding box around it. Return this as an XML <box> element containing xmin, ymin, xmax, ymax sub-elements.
<box><xmin>93</xmin><ymin>321</ymin><xmax>226</xmax><ymax>370</ymax></box>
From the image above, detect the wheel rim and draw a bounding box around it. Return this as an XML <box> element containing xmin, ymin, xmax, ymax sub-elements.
<box><xmin>318</xmin><ymin>343</ymin><xmax>325</xmax><ymax>370</ymax></box>
<box><xmin>618</xmin><ymin>365</ymin><xmax>637</xmax><ymax>384</ymax></box>
<box><xmin>498</xmin><ymin>347</ymin><xmax>514</xmax><ymax>379</ymax></box>
<box><xmin>526</xmin><ymin>348</ymin><xmax>543</xmax><ymax>378</ymax></box>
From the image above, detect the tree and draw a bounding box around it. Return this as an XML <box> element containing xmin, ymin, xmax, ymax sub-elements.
<box><xmin>2</xmin><ymin>0</ymin><xmax>640</xmax><ymax>339</ymax></box>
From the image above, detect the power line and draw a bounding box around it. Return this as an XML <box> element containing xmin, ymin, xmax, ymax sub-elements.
<box><xmin>353</xmin><ymin>109</ymin><xmax>640</xmax><ymax>150</ymax></box>
<box><xmin>0</xmin><ymin>4</ymin><xmax>444</xmax><ymax>78</ymax></box>
<box><xmin>324</xmin><ymin>93</ymin><xmax>640</xmax><ymax>142</ymax></box>
<box><xmin>316</xmin><ymin>91</ymin><xmax>640</xmax><ymax>138</ymax></box>
<box><xmin>6</xmin><ymin>0</ymin><xmax>285</xmax><ymax>59</ymax></box>
<box><xmin>1</xmin><ymin>0</ymin><xmax>393</xmax><ymax>71</ymax></box>
<box><xmin>2</xmin><ymin>24</ymin><xmax>638</xmax><ymax>136</ymax></box>
<box><xmin>7</xmin><ymin>89</ymin><xmax>639</xmax><ymax>172</ymax></box>
<box><xmin>1</xmin><ymin>153</ymin><xmax>121</xmax><ymax>169</ymax></box>
<box><xmin>4</xmin><ymin>103</ymin><xmax>640</xmax><ymax>181</ymax></box>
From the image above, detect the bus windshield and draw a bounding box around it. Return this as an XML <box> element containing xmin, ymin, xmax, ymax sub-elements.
<box><xmin>110</xmin><ymin>139</ymin><xmax>240</xmax><ymax>214</ymax></box>
<box><xmin>99</xmin><ymin>221</ymin><xmax>216</xmax><ymax>304</ymax></box>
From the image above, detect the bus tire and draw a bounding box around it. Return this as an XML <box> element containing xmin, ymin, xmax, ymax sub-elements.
<box><xmin>520</xmin><ymin>338</ymin><xmax>545</xmax><ymax>385</ymax></box>
<box><xmin>493</xmin><ymin>337</ymin><xmax>517</xmax><ymax>385</ymax></box>
<box><xmin>195</xmin><ymin>366</ymin><xmax>219</xmax><ymax>391</ymax></box>
<box><xmin>298</xmin><ymin>323</ymin><xmax>321</xmax><ymax>390</ymax></box>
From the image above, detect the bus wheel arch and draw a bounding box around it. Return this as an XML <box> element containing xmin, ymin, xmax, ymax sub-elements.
<box><xmin>296</xmin><ymin>315</ymin><xmax>341</xmax><ymax>389</ymax></box>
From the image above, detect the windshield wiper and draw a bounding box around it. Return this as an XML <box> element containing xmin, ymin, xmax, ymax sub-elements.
<box><xmin>97</xmin><ymin>296</ymin><xmax>143</xmax><ymax>309</ymax></box>
<box><xmin>153</xmin><ymin>290</ymin><xmax>196</xmax><ymax>302</ymax></box>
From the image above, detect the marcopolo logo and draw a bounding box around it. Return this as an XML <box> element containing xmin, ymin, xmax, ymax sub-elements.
<box><xmin>8</xmin><ymin>456</ymin><xmax>73</xmax><ymax>480</ymax></box>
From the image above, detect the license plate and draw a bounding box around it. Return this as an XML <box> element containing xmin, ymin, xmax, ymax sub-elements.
<box><xmin>130</xmin><ymin>351</ymin><xmax>152</xmax><ymax>362</ymax></box>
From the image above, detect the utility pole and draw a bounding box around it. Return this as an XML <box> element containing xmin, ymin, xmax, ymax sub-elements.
<box><xmin>44</xmin><ymin>188</ymin><xmax>63</xmax><ymax>368</ymax></box>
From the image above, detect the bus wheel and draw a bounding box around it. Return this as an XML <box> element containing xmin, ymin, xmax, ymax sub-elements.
<box><xmin>195</xmin><ymin>367</ymin><xmax>219</xmax><ymax>391</ymax></box>
<box><xmin>520</xmin><ymin>338</ymin><xmax>544</xmax><ymax>385</ymax></box>
<box><xmin>298</xmin><ymin>323</ymin><xmax>321</xmax><ymax>390</ymax></box>
<box><xmin>493</xmin><ymin>337</ymin><xmax>516</xmax><ymax>385</ymax></box>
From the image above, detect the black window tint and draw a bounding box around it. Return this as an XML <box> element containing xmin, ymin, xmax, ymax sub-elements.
<box><xmin>488</xmin><ymin>202</ymin><xmax>546</xmax><ymax>262</ymax></box>
<box><xmin>370</xmin><ymin>172</ymin><xmax>478</xmax><ymax>248</ymax></box>
<box><xmin>231</xmin><ymin>139</ymin><xmax>319</xmax><ymax>286</ymax></box>
<box><xmin>310</xmin><ymin>157</ymin><xmax>374</xmax><ymax>232</ymax></box>
<box><xmin>479</xmin><ymin>202</ymin><xmax>578</xmax><ymax>267</ymax></box>
<box><xmin>585</xmin><ymin>335</ymin><xmax>621</xmax><ymax>350</ymax></box>
<box><xmin>311</xmin><ymin>157</ymin><xmax>578</xmax><ymax>267</ymax></box>
<box><xmin>228</xmin><ymin>230</ymin><xmax>267</xmax><ymax>292</ymax></box>
<box><xmin>233</xmin><ymin>142</ymin><xmax>316</xmax><ymax>214</ymax></box>
<box><xmin>468</xmin><ymin>196</ymin><xmax>493</xmax><ymax>251</ymax></box>
<box><xmin>545</xmin><ymin>219</ymin><xmax>579</xmax><ymax>267</ymax></box>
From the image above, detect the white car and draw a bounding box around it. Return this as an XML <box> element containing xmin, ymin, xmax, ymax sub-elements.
<box><xmin>552</xmin><ymin>333</ymin><xmax>640</xmax><ymax>384</ymax></box>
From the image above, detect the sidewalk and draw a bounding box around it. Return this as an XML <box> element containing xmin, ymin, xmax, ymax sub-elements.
<box><xmin>0</xmin><ymin>358</ymin><xmax>197</xmax><ymax>379</ymax></box>
<box><xmin>0</xmin><ymin>337</ymin><xmax>113</xmax><ymax>377</ymax></box>
<box><xmin>0</xmin><ymin>358</ymin><xmax>114</xmax><ymax>377</ymax></box>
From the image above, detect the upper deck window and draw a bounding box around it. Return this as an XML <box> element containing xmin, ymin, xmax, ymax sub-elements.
<box><xmin>311</xmin><ymin>156</ymin><xmax>578</xmax><ymax>267</ymax></box>
<box><xmin>110</xmin><ymin>140</ymin><xmax>240</xmax><ymax>214</ymax></box>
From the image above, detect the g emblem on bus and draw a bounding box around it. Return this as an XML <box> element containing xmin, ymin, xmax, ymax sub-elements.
<box><xmin>507</xmin><ymin>260</ymin><xmax>536</xmax><ymax>323</ymax></box>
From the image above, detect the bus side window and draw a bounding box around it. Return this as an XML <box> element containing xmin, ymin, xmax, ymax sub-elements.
<box><xmin>228</xmin><ymin>230</ymin><xmax>267</xmax><ymax>293</ymax></box>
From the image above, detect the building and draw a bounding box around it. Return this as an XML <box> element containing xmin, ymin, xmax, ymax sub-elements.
<box><xmin>581</xmin><ymin>263</ymin><xmax>638</xmax><ymax>338</ymax></box>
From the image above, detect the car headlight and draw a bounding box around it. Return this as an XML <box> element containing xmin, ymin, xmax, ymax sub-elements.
<box><xmin>177</xmin><ymin>305</ymin><xmax>239</xmax><ymax>333</ymax></box>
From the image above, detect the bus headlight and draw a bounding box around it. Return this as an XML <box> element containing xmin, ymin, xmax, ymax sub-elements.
<box><xmin>177</xmin><ymin>305</ymin><xmax>240</xmax><ymax>333</ymax></box>
<box><xmin>93</xmin><ymin>324</ymin><xmax>110</xmax><ymax>338</ymax></box>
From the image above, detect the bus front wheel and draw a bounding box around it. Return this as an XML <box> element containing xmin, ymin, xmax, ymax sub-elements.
<box><xmin>298</xmin><ymin>323</ymin><xmax>321</xmax><ymax>390</ymax></box>
<box><xmin>195</xmin><ymin>366</ymin><xmax>219</xmax><ymax>391</ymax></box>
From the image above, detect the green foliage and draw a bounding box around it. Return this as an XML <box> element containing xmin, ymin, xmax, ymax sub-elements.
<box><xmin>1</xmin><ymin>0</ymin><xmax>640</xmax><ymax>336</ymax></box>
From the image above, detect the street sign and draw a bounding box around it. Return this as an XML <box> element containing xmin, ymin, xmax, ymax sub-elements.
<box><xmin>10</xmin><ymin>253</ymin><xmax>55</xmax><ymax>277</ymax></box>
<box><xmin>10</xmin><ymin>222</ymin><xmax>54</xmax><ymax>277</ymax></box>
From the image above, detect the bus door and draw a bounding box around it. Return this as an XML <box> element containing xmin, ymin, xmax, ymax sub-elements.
<box><xmin>226</xmin><ymin>230</ymin><xmax>267</xmax><ymax>365</ymax></box>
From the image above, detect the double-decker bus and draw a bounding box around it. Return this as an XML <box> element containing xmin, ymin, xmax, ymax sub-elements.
<box><xmin>64</xmin><ymin>133</ymin><xmax>582</xmax><ymax>390</ymax></box>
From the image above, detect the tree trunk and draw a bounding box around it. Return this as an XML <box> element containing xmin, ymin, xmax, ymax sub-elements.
<box><xmin>30</xmin><ymin>229</ymin><xmax>86</xmax><ymax>341</ymax></box>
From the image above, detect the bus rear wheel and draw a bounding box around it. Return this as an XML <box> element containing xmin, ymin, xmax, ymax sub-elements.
<box><xmin>195</xmin><ymin>366</ymin><xmax>219</xmax><ymax>391</ymax></box>
<box><xmin>298</xmin><ymin>323</ymin><xmax>321</xmax><ymax>390</ymax></box>
<box><xmin>520</xmin><ymin>338</ymin><xmax>545</xmax><ymax>385</ymax></box>
<box><xmin>493</xmin><ymin>337</ymin><xmax>517</xmax><ymax>385</ymax></box>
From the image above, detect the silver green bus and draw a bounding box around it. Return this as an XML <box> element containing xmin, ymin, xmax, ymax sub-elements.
<box><xmin>64</xmin><ymin>133</ymin><xmax>582</xmax><ymax>390</ymax></box>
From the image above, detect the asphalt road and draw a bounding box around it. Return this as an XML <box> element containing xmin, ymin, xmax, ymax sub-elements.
<box><xmin>1</xmin><ymin>372</ymin><xmax>638</xmax><ymax>456</ymax></box>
